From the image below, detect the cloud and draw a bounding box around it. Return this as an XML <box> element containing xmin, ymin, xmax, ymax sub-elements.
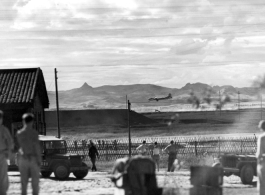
<box><xmin>1</xmin><ymin>0</ymin><xmax>265</xmax><ymax>90</ymax></box>
<box><xmin>171</xmin><ymin>38</ymin><xmax>208</xmax><ymax>55</ymax></box>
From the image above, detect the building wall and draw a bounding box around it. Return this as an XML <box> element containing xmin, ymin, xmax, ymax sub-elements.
<box><xmin>33</xmin><ymin>93</ymin><xmax>46</xmax><ymax>135</ymax></box>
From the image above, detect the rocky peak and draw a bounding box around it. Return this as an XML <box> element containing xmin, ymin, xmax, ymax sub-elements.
<box><xmin>80</xmin><ymin>82</ymin><xmax>93</xmax><ymax>90</ymax></box>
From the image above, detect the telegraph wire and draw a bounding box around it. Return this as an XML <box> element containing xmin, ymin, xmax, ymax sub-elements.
<box><xmin>1</xmin><ymin>22</ymin><xmax>265</xmax><ymax>33</ymax></box>
<box><xmin>19</xmin><ymin>60</ymin><xmax>264</xmax><ymax>68</ymax></box>
<box><xmin>2</xmin><ymin>30</ymin><xmax>265</xmax><ymax>39</ymax></box>
<box><xmin>1</xmin><ymin>2</ymin><xmax>265</xmax><ymax>9</ymax></box>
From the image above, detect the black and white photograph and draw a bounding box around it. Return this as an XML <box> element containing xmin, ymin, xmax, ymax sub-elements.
<box><xmin>1</xmin><ymin>0</ymin><xmax>265</xmax><ymax>194</ymax></box>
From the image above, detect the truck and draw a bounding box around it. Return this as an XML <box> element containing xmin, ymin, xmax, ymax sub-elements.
<box><xmin>213</xmin><ymin>154</ymin><xmax>257</xmax><ymax>184</ymax></box>
<box><xmin>9</xmin><ymin>135</ymin><xmax>89</xmax><ymax>180</ymax></box>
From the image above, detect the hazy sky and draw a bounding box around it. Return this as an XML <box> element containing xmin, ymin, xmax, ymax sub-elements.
<box><xmin>1</xmin><ymin>0</ymin><xmax>265</xmax><ymax>90</ymax></box>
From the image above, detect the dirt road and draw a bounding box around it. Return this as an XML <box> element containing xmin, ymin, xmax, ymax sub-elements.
<box><xmin>8</xmin><ymin>170</ymin><xmax>257</xmax><ymax>195</ymax></box>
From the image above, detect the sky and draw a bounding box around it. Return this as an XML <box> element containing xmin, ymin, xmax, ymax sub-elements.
<box><xmin>1</xmin><ymin>0</ymin><xmax>265</xmax><ymax>90</ymax></box>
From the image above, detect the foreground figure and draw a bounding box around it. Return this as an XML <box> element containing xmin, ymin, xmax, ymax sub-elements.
<box><xmin>257</xmin><ymin>120</ymin><xmax>265</xmax><ymax>195</ymax></box>
<box><xmin>89</xmin><ymin>140</ymin><xmax>99</xmax><ymax>171</ymax></box>
<box><xmin>17</xmin><ymin>114</ymin><xmax>41</xmax><ymax>195</ymax></box>
<box><xmin>0</xmin><ymin>110</ymin><xmax>14</xmax><ymax>195</ymax></box>
<box><xmin>164</xmin><ymin>140</ymin><xmax>178</xmax><ymax>172</ymax></box>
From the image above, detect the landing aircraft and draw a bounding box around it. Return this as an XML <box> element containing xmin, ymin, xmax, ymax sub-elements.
<box><xmin>148</xmin><ymin>93</ymin><xmax>172</xmax><ymax>102</ymax></box>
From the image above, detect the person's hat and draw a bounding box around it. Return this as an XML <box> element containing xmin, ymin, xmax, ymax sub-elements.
<box><xmin>22</xmin><ymin>113</ymin><xmax>34</xmax><ymax>123</ymax></box>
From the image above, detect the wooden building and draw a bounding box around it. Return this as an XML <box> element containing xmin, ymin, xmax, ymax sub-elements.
<box><xmin>0</xmin><ymin>68</ymin><xmax>49</xmax><ymax>136</ymax></box>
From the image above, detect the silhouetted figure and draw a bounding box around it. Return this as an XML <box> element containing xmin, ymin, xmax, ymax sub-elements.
<box><xmin>0</xmin><ymin>110</ymin><xmax>14</xmax><ymax>195</ymax></box>
<box><xmin>152</xmin><ymin>142</ymin><xmax>162</xmax><ymax>171</ymax></box>
<box><xmin>17</xmin><ymin>113</ymin><xmax>41</xmax><ymax>195</ymax></box>
<box><xmin>74</xmin><ymin>140</ymin><xmax>78</xmax><ymax>149</ymax></box>
<box><xmin>164</xmin><ymin>140</ymin><xmax>178</xmax><ymax>172</ymax></box>
<box><xmin>136</xmin><ymin>140</ymin><xmax>149</xmax><ymax>156</ymax></box>
<box><xmin>113</xmin><ymin>140</ymin><xmax>118</xmax><ymax>151</ymax></box>
<box><xmin>89</xmin><ymin>140</ymin><xmax>99</xmax><ymax>171</ymax></box>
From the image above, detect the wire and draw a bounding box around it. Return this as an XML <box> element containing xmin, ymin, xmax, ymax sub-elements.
<box><xmin>0</xmin><ymin>12</ymin><xmax>263</xmax><ymax>21</ymax></box>
<box><xmin>8</xmin><ymin>60</ymin><xmax>263</xmax><ymax>69</ymax></box>
<box><xmin>47</xmin><ymin>80</ymin><xmax>55</xmax><ymax>91</ymax></box>
<box><xmin>1</xmin><ymin>22</ymin><xmax>265</xmax><ymax>33</ymax></box>
<box><xmin>2</xmin><ymin>30</ymin><xmax>265</xmax><ymax>39</ymax></box>
<box><xmin>1</xmin><ymin>2</ymin><xmax>265</xmax><ymax>10</ymax></box>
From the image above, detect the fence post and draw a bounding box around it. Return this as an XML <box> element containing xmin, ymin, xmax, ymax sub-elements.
<box><xmin>105</xmin><ymin>142</ymin><xmax>108</xmax><ymax>161</ymax></box>
<box><xmin>254</xmin><ymin>134</ymin><xmax>257</xmax><ymax>152</ymax></box>
<box><xmin>240</xmin><ymin>138</ymin><xmax>243</xmax><ymax>154</ymax></box>
<box><xmin>218</xmin><ymin>137</ymin><xmax>220</xmax><ymax>156</ymax></box>
<box><xmin>195</xmin><ymin>141</ymin><xmax>198</xmax><ymax>156</ymax></box>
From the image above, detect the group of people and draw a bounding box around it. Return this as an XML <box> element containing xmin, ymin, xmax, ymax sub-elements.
<box><xmin>0</xmin><ymin>111</ymin><xmax>41</xmax><ymax>195</ymax></box>
<box><xmin>136</xmin><ymin>140</ymin><xmax>180</xmax><ymax>172</ymax></box>
<box><xmin>1</xmin><ymin>108</ymin><xmax>265</xmax><ymax>195</ymax></box>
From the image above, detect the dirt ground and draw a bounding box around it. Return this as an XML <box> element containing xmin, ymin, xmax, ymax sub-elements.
<box><xmin>8</xmin><ymin>169</ymin><xmax>257</xmax><ymax>195</ymax></box>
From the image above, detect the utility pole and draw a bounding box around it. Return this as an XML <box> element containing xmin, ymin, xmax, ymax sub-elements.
<box><xmin>126</xmin><ymin>95</ymin><xmax>128</xmax><ymax>110</ymax></box>
<box><xmin>55</xmin><ymin>68</ymin><xmax>60</xmax><ymax>138</ymax></box>
<box><xmin>219</xmin><ymin>90</ymin><xmax>221</xmax><ymax>115</ymax></box>
<box><xmin>238</xmin><ymin>91</ymin><xmax>240</xmax><ymax>121</ymax></box>
<box><xmin>261</xmin><ymin>88</ymin><xmax>263</xmax><ymax>120</ymax></box>
<box><xmin>128</xmin><ymin>100</ymin><xmax>131</xmax><ymax>157</ymax></box>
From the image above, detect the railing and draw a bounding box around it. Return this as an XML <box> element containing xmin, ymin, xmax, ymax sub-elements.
<box><xmin>65</xmin><ymin>135</ymin><xmax>257</xmax><ymax>162</ymax></box>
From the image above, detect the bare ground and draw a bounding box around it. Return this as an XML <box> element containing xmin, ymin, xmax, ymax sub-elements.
<box><xmin>8</xmin><ymin>170</ymin><xmax>257</xmax><ymax>195</ymax></box>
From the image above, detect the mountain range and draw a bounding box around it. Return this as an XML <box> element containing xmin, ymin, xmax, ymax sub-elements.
<box><xmin>47</xmin><ymin>82</ymin><xmax>260</xmax><ymax>110</ymax></box>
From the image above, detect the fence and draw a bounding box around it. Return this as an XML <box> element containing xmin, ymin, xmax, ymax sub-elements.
<box><xmin>65</xmin><ymin>135</ymin><xmax>257</xmax><ymax>163</ymax></box>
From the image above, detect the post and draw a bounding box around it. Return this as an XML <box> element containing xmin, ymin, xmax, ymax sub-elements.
<box><xmin>261</xmin><ymin>89</ymin><xmax>263</xmax><ymax>120</ymax></box>
<box><xmin>195</xmin><ymin>141</ymin><xmax>198</xmax><ymax>156</ymax></box>
<box><xmin>105</xmin><ymin>142</ymin><xmax>109</xmax><ymax>161</ymax></box>
<box><xmin>238</xmin><ymin>91</ymin><xmax>240</xmax><ymax>121</ymax></box>
<box><xmin>240</xmin><ymin>138</ymin><xmax>243</xmax><ymax>154</ymax></box>
<box><xmin>218</xmin><ymin>137</ymin><xmax>221</xmax><ymax>156</ymax></box>
<box><xmin>126</xmin><ymin>95</ymin><xmax>128</xmax><ymax>110</ymax></box>
<box><xmin>219</xmin><ymin>90</ymin><xmax>221</xmax><ymax>115</ymax></box>
<box><xmin>128</xmin><ymin>100</ymin><xmax>132</xmax><ymax>157</ymax></box>
<box><xmin>55</xmin><ymin>68</ymin><xmax>60</xmax><ymax>138</ymax></box>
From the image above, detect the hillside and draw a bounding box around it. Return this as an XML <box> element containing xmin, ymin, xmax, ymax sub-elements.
<box><xmin>45</xmin><ymin>109</ymin><xmax>157</xmax><ymax>127</ymax></box>
<box><xmin>48</xmin><ymin>82</ymin><xmax>260</xmax><ymax>110</ymax></box>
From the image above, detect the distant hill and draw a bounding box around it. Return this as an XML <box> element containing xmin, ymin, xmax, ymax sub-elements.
<box><xmin>47</xmin><ymin>82</ymin><xmax>259</xmax><ymax>109</ymax></box>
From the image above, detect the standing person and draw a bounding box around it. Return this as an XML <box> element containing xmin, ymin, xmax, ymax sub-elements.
<box><xmin>256</xmin><ymin>120</ymin><xmax>265</xmax><ymax>195</ymax></box>
<box><xmin>0</xmin><ymin>110</ymin><xmax>14</xmax><ymax>195</ymax></box>
<box><xmin>17</xmin><ymin>113</ymin><xmax>41</xmax><ymax>195</ymax></box>
<box><xmin>163</xmin><ymin>140</ymin><xmax>178</xmax><ymax>172</ymax></box>
<box><xmin>136</xmin><ymin>140</ymin><xmax>148</xmax><ymax>156</ymax></box>
<box><xmin>89</xmin><ymin>140</ymin><xmax>99</xmax><ymax>171</ymax></box>
<box><xmin>152</xmin><ymin>142</ymin><xmax>162</xmax><ymax>171</ymax></box>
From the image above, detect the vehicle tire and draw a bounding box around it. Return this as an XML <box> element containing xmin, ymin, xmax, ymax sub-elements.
<box><xmin>41</xmin><ymin>171</ymin><xmax>52</xmax><ymax>178</ymax></box>
<box><xmin>53</xmin><ymin>164</ymin><xmax>70</xmax><ymax>180</ymax></box>
<box><xmin>240</xmin><ymin>164</ymin><xmax>254</xmax><ymax>184</ymax></box>
<box><xmin>73</xmin><ymin>163</ymin><xmax>89</xmax><ymax>179</ymax></box>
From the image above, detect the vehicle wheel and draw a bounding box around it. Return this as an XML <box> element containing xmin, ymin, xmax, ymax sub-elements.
<box><xmin>73</xmin><ymin>163</ymin><xmax>89</xmax><ymax>179</ymax></box>
<box><xmin>53</xmin><ymin>164</ymin><xmax>70</xmax><ymax>180</ymax></box>
<box><xmin>41</xmin><ymin>171</ymin><xmax>52</xmax><ymax>178</ymax></box>
<box><xmin>240</xmin><ymin>164</ymin><xmax>254</xmax><ymax>184</ymax></box>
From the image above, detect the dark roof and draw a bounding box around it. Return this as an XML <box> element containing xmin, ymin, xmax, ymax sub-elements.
<box><xmin>0</xmin><ymin>68</ymin><xmax>49</xmax><ymax>108</ymax></box>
